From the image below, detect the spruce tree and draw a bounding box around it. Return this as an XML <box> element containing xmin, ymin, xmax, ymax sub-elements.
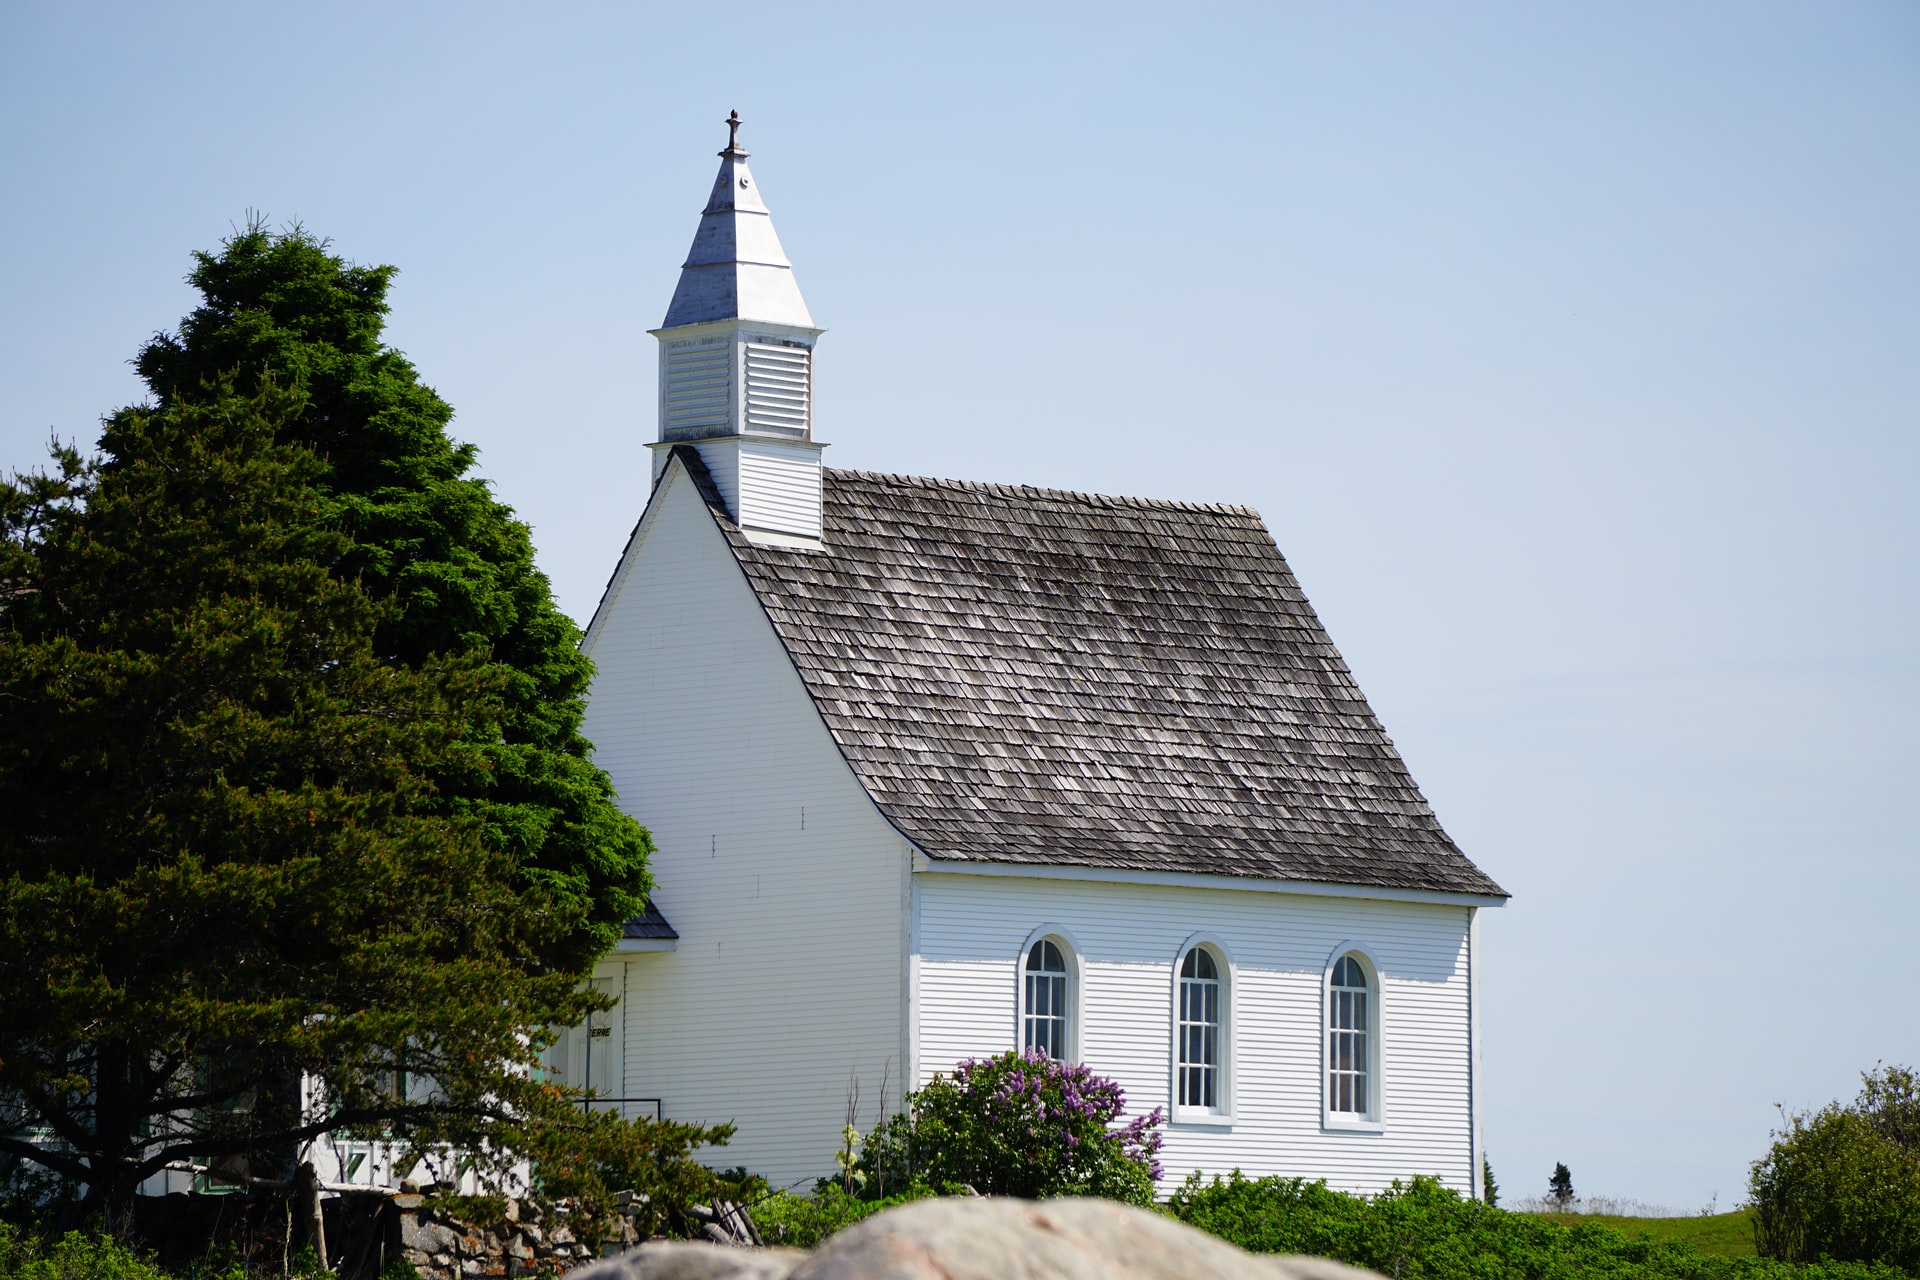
<box><xmin>1548</xmin><ymin>1161</ymin><xmax>1575</xmax><ymax>1210</ymax></box>
<box><xmin>0</xmin><ymin>383</ymin><xmax>616</xmax><ymax>1212</ymax></box>
<box><xmin>0</xmin><ymin>226</ymin><xmax>661</xmax><ymax>1214</ymax></box>
<box><xmin>131</xmin><ymin>224</ymin><xmax>650</xmax><ymax>968</ymax></box>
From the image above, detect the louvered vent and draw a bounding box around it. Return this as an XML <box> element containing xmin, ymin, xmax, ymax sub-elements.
<box><xmin>662</xmin><ymin>344</ymin><xmax>731</xmax><ymax>438</ymax></box>
<box><xmin>744</xmin><ymin>343</ymin><xmax>810</xmax><ymax>437</ymax></box>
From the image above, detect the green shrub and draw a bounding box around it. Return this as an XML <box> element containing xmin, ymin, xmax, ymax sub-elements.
<box><xmin>750</xmin><ymin>1184</ymin><xmax>935</xmax><ymax>1250</ymax></box>
<box><xmin>1751</xmin><ymin>1066</ymin><xmax>1920</xmax><ymax>1271</ymax></box>
<box><xmin>859</xmin><ymin>1049</ymin><xmax>1164</xmax><ymax>1206</ymax></box>
<box><xmin>0</xmin><ymin>1221</ymin><xmax>305</xmax><ymax>1280</ymax></box>
<box><xmin>522</xmin><ymin>1106</ymin><xmax>762</xmax><ymax>1242</ymax></box>
<box><xmin>1171</xmin><ymin>1171</ymin><xmax>1913</xmax><ymax>1279</ymax></box>
<box><xmin>0</xmin><ymin>1222</ymin><xmax>399</xmax><ymax>1280</ymax></box>
<box><xmin>0</xmin><ymin>1222</ymin><xmax>170</xmax><ymax>1280</ymax></box>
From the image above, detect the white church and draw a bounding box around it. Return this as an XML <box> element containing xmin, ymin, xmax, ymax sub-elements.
<box><xmin>567</xmin><ymin>117</ymin><xmax>1508</xmax><ymax>1198</ymax></box>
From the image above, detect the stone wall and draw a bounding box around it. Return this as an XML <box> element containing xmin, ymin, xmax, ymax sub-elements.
<box><xmin>392</xmin><ymin>1196</ymin><xmax>637</xmax><ymax>1279</ymax></box>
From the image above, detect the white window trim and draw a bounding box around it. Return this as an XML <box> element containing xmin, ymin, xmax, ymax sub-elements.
<box><xmin>1015</xmin><ymin>924</ymin><xmax>1084</xmax><ymax>1063</ymax></box>
<box><xmin>1167</xmin><ymin>932</ymin><xmax>1236</xmax><ymax>1127</ymax></box>
<box><xmin>1322</xmin><ymin>940</ymin><xmax>1386</xmax><ymax>1133</ymax></box>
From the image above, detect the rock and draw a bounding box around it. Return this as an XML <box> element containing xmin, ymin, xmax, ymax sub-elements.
<box><xmin>570</xmin><ymin>1242</ymin><xmax>808</xmax><ymax>1280</ymax></box>
<box><xmin>790</xmin><ymin>1197</ymin><xmax>1380</xmax><ymax>1280</ymax></box>
<box><xmin>574</xmin><ymin>1198</ymin><xmax>1378</xmax><ymax>1280</ymax></box>
<box><xmin>402</xmin><ymin>1216</ymin><xmax>459</xmax><ymax>1255</ymax></box>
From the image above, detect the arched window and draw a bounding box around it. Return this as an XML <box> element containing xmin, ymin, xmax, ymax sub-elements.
<box><xmin>1328</xmin><ymin>953</ymin><xmax>1373</xmax><ymax>1116</ymax></box>
<box><xmin>1023</xmin><ymin>939</ymin><xmax>1069</xmax><ymax>1059</ymax></box>
<box><xmin>1177</xmin><ymin>947</ymin><xmax>1222</xmax><ymax>1109</ymax></box>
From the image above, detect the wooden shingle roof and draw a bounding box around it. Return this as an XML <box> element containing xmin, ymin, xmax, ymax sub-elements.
<box><xmin>674</xmin><ymin>448</ymin><xmax>1504</xmax><ymax>899</ymax></box>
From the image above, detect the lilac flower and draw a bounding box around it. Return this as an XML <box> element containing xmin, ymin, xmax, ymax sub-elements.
<box><xmin>908</xmin><ymin>1048</ymin><xmax>1165</xmax><ymax>1202</ymax></box>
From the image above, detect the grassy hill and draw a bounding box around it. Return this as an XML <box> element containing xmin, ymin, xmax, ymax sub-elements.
<box><xmin>1525</xmin><ymin>1207</ymin><xmax>1758</xmax><ymax>1258</ymax></box>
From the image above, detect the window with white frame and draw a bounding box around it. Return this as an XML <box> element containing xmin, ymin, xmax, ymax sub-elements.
<box><xmin>1177</xmin><ymin>946</ymin><xmax>1222</xmax><ymax>1110</ymax></box>
<box><xmin>1023</xmin><ymin>939</ymin><xmax>1069</xmax><ymax>1059</ymax></box>
<box><xmin>1327</xmin><ymin>953</ymin><xmax>1373</xmax><ymax>1116</ymax></box>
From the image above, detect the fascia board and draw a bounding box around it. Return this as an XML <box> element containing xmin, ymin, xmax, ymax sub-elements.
<box><xmin>913</xmin><ymin>857</ymin><xmax>1508</xmax><ymax>909</ymax></box>
<box><xmin>647</xmin><ymin>318</ymin><xmax>825</xmax><ymax>342</ymax></box>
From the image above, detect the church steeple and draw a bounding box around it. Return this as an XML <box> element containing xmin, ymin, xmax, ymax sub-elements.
<box><xmin>661</xmin><ymin>111</ymin><xmax>815</xmax><ymax>330</ymax></box>
<box><xmin>650</xmin><ymin>113</ymin><xmax>826</xmax><ymax>547</ymax></box>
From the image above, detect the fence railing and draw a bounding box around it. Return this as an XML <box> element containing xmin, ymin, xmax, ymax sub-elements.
<box><xmin>573</xmin><ymin>1096</ymin><xmax>664</xmax><ymax>1122</ymax></box>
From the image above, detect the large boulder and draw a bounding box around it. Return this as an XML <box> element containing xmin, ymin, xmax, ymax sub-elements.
<box><xmin>574</xmin><ymin>1196</ymin><xmax>1379</xmax><ymax>1280</ymax></box>
<box><xmin>573</xmin><ymin>1240</ymin><xmax>807</xmax><ymax>1280</ymax></box>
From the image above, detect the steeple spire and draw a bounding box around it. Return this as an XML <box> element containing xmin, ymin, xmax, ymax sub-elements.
<box><xmin>662</xmin><ymin>112</ymin><xmax>814</xmax><ymax>329</ymax></box>
<box><xmin>649</xmin><ymin>115</ymin><xmax>827</xmax><ymax>547</ymax></box>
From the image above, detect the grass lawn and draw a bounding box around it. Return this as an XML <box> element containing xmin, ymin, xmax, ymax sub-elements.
<box><xmin>1525</xmin><ymin>1208</ymin><xmax>1757</xmax><ymax>1258</ymax></box>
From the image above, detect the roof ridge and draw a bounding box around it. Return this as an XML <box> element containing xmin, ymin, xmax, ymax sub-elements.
<box><xmin>822</xmin><ymin>466</ymin><xmax>1262</xmax><ymax>518</ymax></box>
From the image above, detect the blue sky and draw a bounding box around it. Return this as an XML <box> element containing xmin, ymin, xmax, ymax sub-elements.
<box><xmin>3</xmin><ymin>2</ymin><xmax>1915</xmax><ymax>1209</ymax></box>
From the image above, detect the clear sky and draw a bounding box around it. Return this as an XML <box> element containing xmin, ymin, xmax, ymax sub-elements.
<box><xmin>3</xmin><ymin>2</ymin><xmax>1915</xmax><ymax>1211</ymax></box>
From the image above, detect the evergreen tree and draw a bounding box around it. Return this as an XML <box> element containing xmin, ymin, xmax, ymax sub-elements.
<box><xmin>0</xmin><ymin>383</ymin><xmax>619</xmax><ymax>1212</ymax></box>
<box><xmin>131</xmin><ymin>224</ymin><xmax>649</xmax><ymax>968</ymax></box>
<box><xmin>1548</xmin><ymin>1161</ymin><xmax>1575</xmax><ymax>1210</ymax></box>
<box><xmin>1482</xmin><ymin>1155</ymin><xmax>1499</xmax><ymax>1206</ymax></box>
<box><xmin>0</xmin><ymin>226</ymin><xmax>662</xmax><ymax>1215</ymax></box>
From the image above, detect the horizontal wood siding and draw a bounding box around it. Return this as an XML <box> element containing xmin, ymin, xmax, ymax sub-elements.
<box><xmin>736</xmin><ymin>439</ymin><xmax>823</xmax><ymax>539</ymax></box>
<box><xmin>582</xmin><ymin>465</ymin><xmax>905</xmax><ymax>1187</ymax></box>
<box><xmin>914</xmin><ymin>873</ymin><xmax>1475</xmax><ymax>1197</ymax></box>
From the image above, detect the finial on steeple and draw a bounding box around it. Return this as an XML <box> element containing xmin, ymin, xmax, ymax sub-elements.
<box><xmin>722</xmin><ymin>110</ymin><xmax>747</xmax><ymax>156</ymax></box>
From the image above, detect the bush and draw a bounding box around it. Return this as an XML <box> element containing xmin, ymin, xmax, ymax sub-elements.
<box><xmin>0</xmin><ymin>1223</ymin><xmax>171</xmax><ymax>1280</ymax></box>
<box><xmin>0</xmin><ymin>1221</ymin><xmax>322</xmax><ymax>1280</ymax></box>
<box><xmin>1171</xmin><ymin>1171</ymin><xmax>1913</xmax><ymax>1279</ymax></box>
<box><xmin>749</xmin><ymin>1184</ymin><xmax>934</xmax><ymax>1250</ymax></box>
<box><xmin>860</xmin><ymin>1049</ymin><xmax>1163</xmax><ymax>1206</ymax></box>
<box><xmin>522</xmin><ymin>1106</ymin><xmax>761</xmax><ymax>1242</ymax></box>
<box><xmin>1751</xmin><ymin>1066</ymin><xmax>1920</xmax><ymax>1271</ymax></box>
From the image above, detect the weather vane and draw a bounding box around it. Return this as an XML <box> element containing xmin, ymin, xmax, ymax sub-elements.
<box><xmin>725</xmin><ymin>110</ymin><xmax>743</xmax><ymax>154</ymax></box>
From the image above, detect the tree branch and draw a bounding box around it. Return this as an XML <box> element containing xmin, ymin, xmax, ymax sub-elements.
<box><xmin>0</xmin><ymin>1131</ymin><xmax>90</xmax><ymax>1183</ymax></box>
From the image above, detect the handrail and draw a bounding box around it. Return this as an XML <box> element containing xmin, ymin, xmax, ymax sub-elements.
<box><xmin>574</xmin><ymin>1096</ymin><xmax>664</xmax><ymax>1122</ymax></box>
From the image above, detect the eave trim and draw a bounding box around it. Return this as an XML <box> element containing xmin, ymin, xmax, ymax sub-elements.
<box><xmin>914</xmin><ymin>856</ymin><xmax>1509</xmax><ymax>908</ymax></box>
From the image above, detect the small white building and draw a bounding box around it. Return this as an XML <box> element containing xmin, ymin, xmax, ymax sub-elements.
<box><xmin>574</xmin><ymin>118</ymin><xmax>1508</xmax><ymax>1198</ymax></box>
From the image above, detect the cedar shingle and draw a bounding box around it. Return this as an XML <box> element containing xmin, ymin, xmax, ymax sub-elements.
<box><xmin>671</xmin><ymin>448</ymin><xmax>1505</xmax><ymax>898</ymax></box>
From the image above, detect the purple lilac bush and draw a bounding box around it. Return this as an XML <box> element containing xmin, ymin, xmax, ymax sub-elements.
<box><xmin>862</xmin><ymin>1048</ymin><xmax>1164</xmax><ymax>1205</ymax></box>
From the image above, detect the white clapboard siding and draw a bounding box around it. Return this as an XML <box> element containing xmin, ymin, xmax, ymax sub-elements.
<box><xmin>735</xmin><ymin>439</ymin><xmax>823</xmax><ymax>539</ymax></box>
<box><xmin>581</xmin><ymin>462</ymin><xmax>908</xmax><ymax>1187</ymax></box>
<box><xmin>914</xmin><ymin>873</ymin><xmax>1477</xmax><ymax>1197</ymax></box>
